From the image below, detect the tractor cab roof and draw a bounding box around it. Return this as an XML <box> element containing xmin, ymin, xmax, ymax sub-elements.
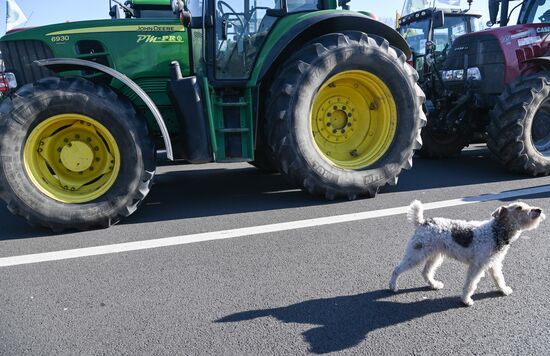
<box><xmin>399</xmin><ymin>7</ymin><xmax>481</xmax><ymax>27</ymax></box>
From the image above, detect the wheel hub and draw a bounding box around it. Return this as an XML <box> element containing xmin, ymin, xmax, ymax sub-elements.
<box><xmin>311</xmin><ymin>70</ymin><xmax>397</xmax><ymax>169</ymax></box>
<box><xmin>60</xmin><ymin>141</ymin><xmax>94</xmax><ymax>172</ymax></box>
<box><xmin>24</xmin><ymin>114</ymin><xmax>120</xmax><ymax>203</ymax></box>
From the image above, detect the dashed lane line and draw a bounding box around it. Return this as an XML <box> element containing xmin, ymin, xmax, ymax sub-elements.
<box><xmin>1</xmin><ymin>185</ymin><xmax>549</xmax><ymax>267</ymax></box>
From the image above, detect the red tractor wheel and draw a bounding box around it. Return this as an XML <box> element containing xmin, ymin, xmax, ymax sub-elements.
<box><xmin>488</xmin><ymin>73</ymin><xmax>550</xmax><ymax>176</ymax></box>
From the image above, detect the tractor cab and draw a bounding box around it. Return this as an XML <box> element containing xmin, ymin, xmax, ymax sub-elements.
<box><xmin>398</xmin><ymin>8</ymin><xmax>481</xmax><ymax>75</ymax></box>
<box><xmin>110</xmin><ymin>0</ymin><xmax>177</xmax><ymax>19</ymax></box>
<box><xmin>183</xmin><ymin>0</ymin><xmax>339</xmax><ymax>80</ymax></box>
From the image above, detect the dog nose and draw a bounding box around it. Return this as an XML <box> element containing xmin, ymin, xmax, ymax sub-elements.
<box><xmin>531</xmin><ymin>209</ymin><xmax>542</xmax><ymax>218</ymax></box>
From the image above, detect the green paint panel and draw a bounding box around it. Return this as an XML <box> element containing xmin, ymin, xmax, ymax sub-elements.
<box><xmin>132</xmin><ymin>0</ymin><xmax>171</xmax><ymax>5</ymax></box>
<box><xmin>1</xmin><ymin>18</ymin><xmax>190</xmax><ymax>135</ymax></box>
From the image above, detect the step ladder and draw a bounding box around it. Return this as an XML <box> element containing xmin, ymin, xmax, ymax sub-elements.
<box><xmin>203</xmin><ymin>80</ymin><xmax>255</xmax><ymax>162</ymax></box>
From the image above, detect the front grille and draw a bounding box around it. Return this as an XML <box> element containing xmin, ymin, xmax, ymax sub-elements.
<box><xmin>0</xmin><ymin>40</ymin><xmax>55</xmax><ymax>88</ymax></box>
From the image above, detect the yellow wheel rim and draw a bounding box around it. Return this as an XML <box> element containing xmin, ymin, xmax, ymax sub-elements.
<box><xmin>23</xmin><ymin>114</ymin><xmax>121</xmax><ymax>203</ymax></box>
<box><xmin>311</xmin><ymin>70</ymin><xmax>398</xmax><ymax>169</ymax></box>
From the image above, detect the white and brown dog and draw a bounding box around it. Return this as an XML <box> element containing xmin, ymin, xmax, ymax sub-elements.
<box><xmin>389</xmin><ymin>200</ymin><xmax>545</xmax><ymax>306</ymax></box>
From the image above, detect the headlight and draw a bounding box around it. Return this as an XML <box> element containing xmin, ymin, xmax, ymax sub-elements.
<box><xmin>441</xmin><ymin>70</ymin><xmax>454</xmax><ymax>81</ymax></box>
<box><xmin>441</xmin><ymin>70</ymin><xmax>465</xmax><ymax>81</ymax></box>
<box><xmin>467</xmin><ymin>67</ymin><xmax>482</xmax><ymax>80</ymax></box>
<box><xmin>0</xmin><ymin>72</ymin><xmax>17</xmax><ymax>89</ymax></box>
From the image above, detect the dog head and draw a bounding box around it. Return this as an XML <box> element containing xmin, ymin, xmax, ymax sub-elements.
<box><xmin>492</xmin><ymin>202</ymin><xmax>546</xmax><ymax>232</ymax></box>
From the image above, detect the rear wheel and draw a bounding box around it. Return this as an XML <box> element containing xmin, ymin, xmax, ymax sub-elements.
<box><xmin>488</xmin><ymin>73</ymin><xmax>550</xmax><ymax>176</ymax></box>
<box><xmin>0</xmin><ymin>77</ymin><xmax>155</xmax><ymax>231</ymax></box>
<box><xmin>265</xmin><ymin>32</ymin><xmax>425</xmax><ymax>199</ymax></box>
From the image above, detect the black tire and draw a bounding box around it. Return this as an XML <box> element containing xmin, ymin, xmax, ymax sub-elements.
<box><xmin>418</xmin><ymin>116</ymin><xmax>468</xmax><ymax>158</ymax></box>
<box><xmin>487</xmin><ymin>73</ymin><xmax>550</xmax><ymax>176</ymax></box>
<box><xmin>265</xmin><ymin>32</ymin><xmax>425</xmax><ymax>199</ymax></box>
<box><xmin>0</xmin><ymin>77</ymin><xmax>156</xmax><ymax>231</ymax></box>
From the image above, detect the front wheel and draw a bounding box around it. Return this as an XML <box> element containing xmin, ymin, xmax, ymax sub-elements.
<box><xmin>0</xmin><ymin>77</ymin><xmax>156</xmax><ymax>231</ymax></box>
<box><xmin>487</xmin><ymin>73</ymin><xmax>550</xmax><ymax>176</ymax></box>
<box><xmin>265</xmin><ymin>32</ymin><xmax>425</xmax><ymax>199</ymax></box>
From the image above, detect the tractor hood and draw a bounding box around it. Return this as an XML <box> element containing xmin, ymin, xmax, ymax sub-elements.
<box><xmin>443</xmin><ymin>23</ymin><xmax>550</xmax><ymax>94</ymax></box>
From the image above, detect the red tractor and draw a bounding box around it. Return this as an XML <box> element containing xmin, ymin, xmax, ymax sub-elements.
<box><xmin>424</xmin><ymin>0</ymin><xmax>550</xmax><ymax>175</ymax></box>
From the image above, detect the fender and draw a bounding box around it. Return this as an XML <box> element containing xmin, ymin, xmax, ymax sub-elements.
<box><xmin>522</xmin><ymin>56</ymin><xmax>550</xmax><ymax>72</ymax></box>
<box><xmin>255</xmin><ymin>12</ymin><xmax>411</xmax><ymax>82</ymax></box>
<box><xmin>33</xmin><ymin>58</ymin><xmax>174</xmax><ymax>161</ymax></box>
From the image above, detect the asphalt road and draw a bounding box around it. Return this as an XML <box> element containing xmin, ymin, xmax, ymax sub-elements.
<box><xmin>1</xmin><ymin>145</ymin><xmax>550</xmax><ymax>355</ymax></box>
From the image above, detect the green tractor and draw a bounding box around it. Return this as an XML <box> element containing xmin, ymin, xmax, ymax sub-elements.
<box><xmin>0</xmin><ymin>0</ymin><xmax>425</xmax><ymax>231</ymax></box>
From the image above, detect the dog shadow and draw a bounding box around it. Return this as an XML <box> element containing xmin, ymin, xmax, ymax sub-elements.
<box><xmin>216</xmin><ymin>288</ymin><xmax>502</xmax><ymax>354</ymax></box>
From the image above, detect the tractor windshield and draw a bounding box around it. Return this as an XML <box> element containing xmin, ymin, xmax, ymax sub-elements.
<box><xmin>520</xmin><ymin>0</ymin><xmax>550</xmax><ymax>24</ymax></box>
<box><xmin>399</xmin><ymin>18</ymin><xmax>430</xmax><ymax>55</ymax></box>
<box><xmin>214</xmin><ymin>0</ymin><xmax>282</xmax><ymax>79</ymax></box>
<box><xmin>433</xmin><ymin>16</ymin><xmax>470</xmax><ymax>51</ymax></box>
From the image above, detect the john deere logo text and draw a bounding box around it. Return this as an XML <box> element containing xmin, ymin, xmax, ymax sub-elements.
<box><xmin>137</xmin><ymin>35</ymin><xmax>184</xmax><ymax>43</ymax></box>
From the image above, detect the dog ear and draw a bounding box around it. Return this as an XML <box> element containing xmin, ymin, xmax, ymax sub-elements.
<box><xmin>492</xmin><ymin>206</ymin><xmax>508</xmax><ymax>219</ymax></box>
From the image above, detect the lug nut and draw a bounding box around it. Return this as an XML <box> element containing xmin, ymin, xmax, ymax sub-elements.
<box><xmin>333</xmin><ymin>129</ymin><xmax>338</xmax><ymax>134</ymax></box>
<box><xmin>75</xmin><ymin>134</ymin><xmax>80</xmax><ymax>139</ymax></box>
<box><xmin>64</xmin><ymin>138</ymin><xmax>69</xmax><ymax>143</ymax></box>
<box><xmin>348</xmin><ymin>113</ymin><xmax>353</xmax><ymax>118</ymax></box>
<box><xmin>350</xmin><ymin>149</ymin><xmax>358</xmax><ymax>157</ymax></box>
<box><xmin>94</xmin><ymin>146</ymin><xmax>99</xmax><ymax>151</ymax></box>
<box><xmin>327</xmin><ymin>112</ymin><xmax>332</xmax><ymax>117</ymax></box>
<box><xmin>95</xmin><ymin>157</ymin><xmax>100</xmax><ymax>162</ymax></box>
<box><xmin>341</xmin><ymin>129</ymin><xmax>346</xmax><ymax>134</ymax></box>
<box><xmin>347</xmin><ymin>122</ymin><xmax>352</xmax><ymax>127</ymax></box>
<box><xmin>369</xmin><ymin>103</ymin><xmax>377</xmax><ymax>110</ymax></box>
<box><xmin>86</xmin><ymin>137</ymin><xmax>92</xmax><ymax>142</ymax></box>
<box><xmin>342</xmin><ymin>106</ymin><xmax>347</xmax><ymax>111</ymax></box>
<box><xmin>326</xmin><ymin>122</ymin><xmax>332</xmax><ymax>127</ymax></box>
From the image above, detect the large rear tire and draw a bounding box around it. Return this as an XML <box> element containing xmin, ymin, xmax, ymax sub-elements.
<box><xmin>487</xmin><ymin>73</ymin><xmax>550</xmax><ymax>176</ymax></box>
<box><xmin>265</xmin><ymin>32</ymin><xmax>425</xmax><ymax>199</ymax></box>
<box><xmin>0</xmin><ymin>77</ymin><xmax>156</xmax><ymax>231</ymax></box>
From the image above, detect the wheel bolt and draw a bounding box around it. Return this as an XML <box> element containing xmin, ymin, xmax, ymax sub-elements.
<box><xmin>370</xmin><ymin>103</ymin><xmax>377</xmax><ymax>110</ymax></box>
<box><xmin>347</xmin><ymin>122</ymin><xmax>352</xmax><ymax>127</ymax></box>
<box><xmin>57</xmin><ymin>147</ymin><xmax>62</xmax><ymax>152</ymax></box>
<box><xmin>64</xmin><ymin>185</ymin><xmax>68</xmax><ymax>190</ymax></box>
<box><xmin>333</xmin><ymin>129</ymin><xmax>337</xmax><ymax>134</ymax></box>
<box><xmin>64</xmin><ymin>138</ymin><xmax>69</xmax><ymax>143</ymax></box>
<box><xmin>341</xmin><ymin>129</ymin><xmax>346</xmax><ymax>134</ymax></box>
<box><xmin>109</xmin><ymin>166</ymin><xmax>113</xmax><ymax>170</ymax></box>
<box><xmin>67</xmin><ymin>143</ymin><xmax>72</xmax><ymax>147</ymax></box>
<box><xmin>89</xmin><ymin>167</ymin><xmax>94</xmax><ymax>171</ymax></box>
<box><xmin>95</xmin><ymin>157</ymin><xmax>100</xmax><ymax>162</ymax></box>
<box><xmin>70</xmin><ymin>187</ymin><xmax>75</xmax><ymax>191</ymax></box>
<box><xmin>326</xmin><ymin>122</ymin><xmax>332</xmax><ymax>127</ymax></box>
<box><xmin>333</xmin><ymin>106</ymin><xmax>338</xmax><ymax>110</ymax></box>
<box><xmin>37</xmin><ymin>148</ymin><xmax>42</xmax><ymax>153</ymax></box>
<box><xmin>39</xmin><ymin>141</ymin><xmax>44</xmax><ymax>146</ymax></box>
<box><xmin>342</xmin><ymin>106</ymin><xmax>347</xmax><ymax>111</ymax></box>
<box><xmin>75</xmin><ymin>134</ymin><xmax>80</xmax><ymax>139</ymax></box>
<box><xmin>94</xmin><ymin>146</ymin><xmax>99</xmax><ymax>151</ymax></box>
<box><xmin>348</xmin><ymin>113</ymin><xmax>353</xmax><ymax>118</ymax></box>
<box><xmin>327</xmin><ymin>112</ymin><xmax>332</xmax><ymax>117</ymax></box>
<box><xmin>110</xmin><ymin>160</ymin><xmax>114</xmax><ymax>164</ymax></box>
<box><xmin>350</xmin><ymin>149</ymin><xmax>358</xmax><ymax>157</ymax></box>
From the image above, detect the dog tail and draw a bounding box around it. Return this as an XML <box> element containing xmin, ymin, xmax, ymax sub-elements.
<box><xmin>407</xmin><ymin>200</ymin><xmax>424</xmax><ymax>227</ymax></box>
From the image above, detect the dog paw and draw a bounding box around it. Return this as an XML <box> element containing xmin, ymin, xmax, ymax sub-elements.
<box><xmin>501</xmin><ymin>286</ymin><xmax>513</xmax><ymax>296</ymax></box>
<box><xmin>430</xmin><ymin>281</ymin><xmax>444</xmax><ymax>290</ymax></box>
<box><xmin>462</xmin><ymin>297</ymin><xmax>474</xmax><ymax>306</ymax></box>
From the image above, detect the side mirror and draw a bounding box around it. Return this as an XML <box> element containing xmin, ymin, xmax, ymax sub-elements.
<box><xmin>432</xmin><ymin>10</ymin><xmax>445</xmax><ymax>29</ymax></box>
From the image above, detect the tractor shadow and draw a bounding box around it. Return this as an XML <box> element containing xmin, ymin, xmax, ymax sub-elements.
<box><xmin>0</xmin><ymin>145</ymin><xmax>544</xmax><ymax>237</ymax></box>
<box><xmin>124</xmin><ymin>145</ymin><xmax>537</xmax><ymax>224</ymax></box>
<box><xmin>215</xmin><ymin>287</ymin><xmax>502</xmax><ymax>354</ymax></box>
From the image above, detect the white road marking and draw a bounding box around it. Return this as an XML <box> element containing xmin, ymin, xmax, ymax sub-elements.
<box><xmin>1</xmin><ymin>185</ymin><xmax>549</xmax><ymax>268</ymax></box>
